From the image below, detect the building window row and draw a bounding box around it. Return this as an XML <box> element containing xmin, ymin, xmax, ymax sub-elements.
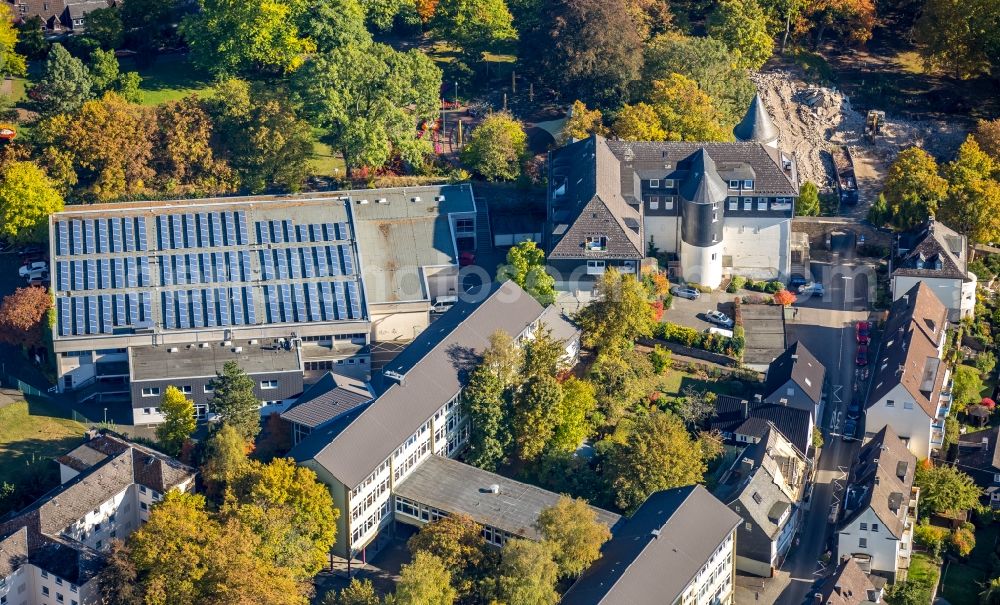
<box><xmin>305</xmin><ymin>358</ymin><xmax>367</xmax><ymax>371</ymax></box>
<box><xmin>728</xmin><ymin>179</ymin><xmax>754</xmax><ymax>190</ymax></box>
<box><xmin>394</xmin><ymin>440</ymin><xmax>430</xmax><ymax>481</ymax></box>
<box><xmin>350</xmin><ymin>460</ymin><xmax>390</xmax><ymax>500</ymax></box>
<box><xmin>351</xmin><ymin>476</ymin><xmax>390</xmax><ymax>522</ymax></box>
<box><xmin>395</xmin><ymin>496</ymin><xmax>448</xmax><ymax>524</ymax></box>
<box><xmin>646</xmin><ymin>195</ymin><xmax>676</xmax><ymax>211</ymax></box>
<box><xmin>350</xmin><ymin>499</ymin><xmax>391</xmax><ymax>545</ymax></box>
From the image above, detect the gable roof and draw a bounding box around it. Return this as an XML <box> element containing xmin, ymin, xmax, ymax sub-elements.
<box><xmin>894</xmin><ymin>220</ymin><xmax>970</xmax><ymax>281</ymax></box>
<box><xmin>867</xmin><ymin>282</ymin><xmax>949</xmax><ymax>417</ymax></box>
<box><xmin>957</xmin><ymin>425</ymin><xmax>1000</xmax><ymax>474</ymax></box>
<box><xmin>818</xmin><ymin>558</ymin><xmax>885</xmax><ymax>605</ymax></box>
<box><xmin>711</xmin><ymin>395</ymin><xmax>813</xmax><ymax>454</ymax></box>
<box><xmin>561</xmin><ymin>485</ymin><xmax>741</xmax><ymax>605</ymax></box>
<box><xmin>764</xmin><ymin>341</ymin><xmax>825</xmax><ymax>405</ymax></box>
<box><xmin>733</xmin><ymin>94</ymin><xmax>780</xmax><ymax>145</ymax></box>
<box><xmin>841</xmin><ymin>426</ymin><xmax>916</xmax><ymax>538</ymax></box>
<box><xmin>280</xmin><ymin>372</ymin><xmax>373</xmax><ymax>429</ymax></box>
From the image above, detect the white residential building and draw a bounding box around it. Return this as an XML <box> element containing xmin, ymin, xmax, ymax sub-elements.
<box><xmin>891</xmin><ymin>220</ymin><xmax>976</xmax><ymax>321</ymax></box>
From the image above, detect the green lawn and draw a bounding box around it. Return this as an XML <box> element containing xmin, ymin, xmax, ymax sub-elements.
<box><xmin>941</xmin><ymin>523</ymin><xmax>1000</xmax><ymax>605</ymax></box>
<box><xmin>120</xmin><ymin>56</ymin><xmax>213</xmax><ymax>106</ymax></box>
<box><xmin>0</xmin><ymin>400</ymin><xmax>87</xmax><ymax>514</ymax></box>
<box><xmin>908</xmin><ymin>552</ymin><xmax>941</xmax><ymax>603</ymax></box>
<box><xmin>658</xmin><ymin>367</ymin><xmax>752</xmax><ymax>399</ymax></box>
<box><xmin>310</xmin><ymin>138</ymin><xmax>347</xmax><ymax>178</ymax></box>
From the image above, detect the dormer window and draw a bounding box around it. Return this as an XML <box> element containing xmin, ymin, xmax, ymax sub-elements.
<box><xmin>743</xmin><ymin>180</ymin><xmax>754</xmax><ymax>190</ymax></box>
<box><xmin>663</xmin><ymin>179</ymin><xmax>674</xmax><ymax>189</ymax></box>
<box><xmin>729</xmin><ymin>180</ymin><xmax>739</xmax><ymax>189</ymax></box>
<box><xmin>649</xmin><ymin>179</ymin><xmax>660</xmax><ymax>188</ymax></box>
<box><xmin>585</xmin><ymin>236</ymin><xmax>607</xmax><ymax>251</ymax></box>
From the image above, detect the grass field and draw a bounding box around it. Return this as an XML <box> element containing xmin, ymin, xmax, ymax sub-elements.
<box><xmin>941</xmin><ymin>523</ymin><xmax>1000</xmax><ymax>605</ymax></box>
<box><xmin>309</xmin><ymin>138</ymin><xmax>347</xmax><ymax>178</ymax></box>
<box><xmin>908</xmin><ymin>552</ymin><xmax>941</xmax><ymax>603</ymax></box>
<box><xmin>0</xmin><ymin>399</ymin><xmax>86</xmax><ymax>514</ymax></box>
<box><xmin>658</xmin><ymin>366</ymin><xmax>752</xmax><ymax>399</ymax></box>
<box><xmin>123</xmin><ymin>56</ymin><xmax>213</xmax><ymax>106</ymax></box>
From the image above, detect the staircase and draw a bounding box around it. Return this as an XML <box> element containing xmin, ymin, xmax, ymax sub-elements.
<box><xmin>475</xmin><ymin>197</ymin><xmax>494</xmax><ymax>254</ymax></box>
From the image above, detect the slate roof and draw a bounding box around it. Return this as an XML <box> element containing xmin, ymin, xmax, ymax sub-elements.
<box><xmin>817</xmin><ymin>558</ymin><xmax>885</xmax><ymax>605</ymax></box>
<box><xmin>894</xmin><ymin>220</ymin><xmax>971</xmax><ymax>280</ymax></box>
<box><xmin>561</xmin><ymin>485</ymin><xmax>741</xmax><ymax>605</ymax></box>
<box><xmin>679</xmin><ymin>148</ymin><xmax>730</xmax><ymax>204</ymax></box>
<box><xmin>711</xmin><ymin>395</ymin><xmax>813</xmax><ymax>454</ymax></box>
<box><xmin>394</xmin><ymin>455</ymin><xmax>620</xmax><ymax>540</ymax></box>
<box><xmin>841</xmin><ymin>426</ymin><xmax>915</xmax><ymax>538</ymax></box>
<box><xmin>734</xmin><ymin>94</ymin><xmax>780</xmax><ymax>145</ymax></box>
<box><xmin>867</xmin><ymin>282</ymin><xmax>949</xmax><ymax>418</ymax></box>
<box><xmin>292</xmin><ymin>281</ymin><xmax>572</xmax><ymax>489</ymax></box>
<box><xmin>764</xmin><ymin>341</ymin><xmax>826</xmax><ymax>405</ymax></box>
<box><xmin>957</xmin><ymin>425</ymin><xmax>1000</xmax><ymax>475</ymax></box>
<box><xmin>280</xmin><ymin>372</ymin><xmax>373</xmax><ymax>429</ymax></box>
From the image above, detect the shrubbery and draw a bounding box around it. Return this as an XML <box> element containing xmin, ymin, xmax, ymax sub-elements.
<box><xmin>653</xmin><ymin>321</ymin><xmax>744</xmax><ymax>358</ymax></box>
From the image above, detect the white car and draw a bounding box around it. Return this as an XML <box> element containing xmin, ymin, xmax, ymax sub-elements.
<box><xmin>19</xmin><ymin>260</ymin><xmax>47</xmax><ymax>277</ymax></box>
<box><xmin>25</xmin><ymin>268</ymin><xmax>49</xmax><ymax>282</ymax></box>
<box><xmin>705</xmin><ymin>310</ymin><xmax>734</xmax><ymax>328</ymax></box>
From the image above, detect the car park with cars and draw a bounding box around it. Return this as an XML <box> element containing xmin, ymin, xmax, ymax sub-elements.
<box><xmin>18</xmin><ymin>260</ymin><xmax>48</xmax><ymax>278</ymax></box>
<box><xmin>705</xmin><ymin>310</ymin><xmax>734</xmax><ymax>328</ymax></box>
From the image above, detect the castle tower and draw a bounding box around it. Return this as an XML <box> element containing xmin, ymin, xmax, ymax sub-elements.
<box><xmin>733</xmin><ymin>94</ymin><xmax>780</xmax><ymax>149</ymax></box>
<box><xmin>679</xmin><ymin>148</ymin><xmax>726</xmax><ymax>289</ymax></box>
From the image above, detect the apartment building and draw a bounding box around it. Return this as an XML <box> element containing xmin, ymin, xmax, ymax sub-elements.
<box><xmin>837</xmin><ymin>426</ymin><xmax>919</xmax><ymax>583</ymax></box>
<box><xmin>290</xmin><ymin>280</ymin><xmax>582</xmax><ymax>560</ymax></box>
<box><xmin>865</xmin><ymin>282</ymin><xmax>952</xmax><ymax>459</ymax></box>
<box><xmin>545</xmin><ymin>94</ymin><xmax>799</xmax><ymax>290</ymax></box>
<box><xmin>714</xmin><ymin>426</ymin><xmax>810</xmax><ymax>578</ymax></box>
<box><xmin>891</xmin><ymin>219</ymin><xmax>976</xmax><ymax>321</ymax></box>
<box><xmin>0</xmin><ymin>432</ymin><xmax>195</xmax><ymax>605</ymax></box>
<box><xmin>562</xmin><ymin>485</ymin><xmax>741</xmax><ymax>605</ymax></box>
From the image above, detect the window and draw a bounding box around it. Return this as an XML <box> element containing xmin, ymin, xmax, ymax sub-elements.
<box><xmin>142</xmin><ymin>408</ymin><xmax>151</xmax><ymax>415</ymax></box>
<box><xmin>860</xmin><ymin>523</ymin><xmax>867</xmax><ymax>530</ymax></box>
<box><xmin>260</xmin><ymin>380</ymin><xmax>278</xmax><ymax>390</ymax></box>
<box><xmin>140</xmin><ymin>502</ymin><xmax>148</xmax><ymax>510</ymax></box>
<box><xmin>903</xmin><ymin>401</ymin><xmax>913</xmax><ymax>409</ymax></box>
<box><xmin>663</xmin><ymin>179</ymin><xmax>675</xmax><ymax>188</ymax></box>
<box><xmin>43</xmin><ymin>587</ymin><xmax>50</xmax><ymax>596</ymax></box>
<box><xmin>729</xmin><ymin>197</ymin><xmax>739</xmax><ymax>211</ymax></box>
<box><xmin>204</xmin><ymin>384</ymin><xmax>214</xmax><ymax>393</ymax></box>
<box><xmin>139</xmin><ymin>485</ymin><xmax>147</xmax><ymax>494</ymax></box>
<box><xmin>455</xmin><ymin>218</ymin><xmax>474</xmax><ymax>234</ymax></box>
<box><xmin>585</xmin><ymin>236</ymin><xmax>607</xmax><ymax>251</ymax></box>
<box><xmin>872</xmin><ymin>524</ymin><xmax>879</xmax><ymax>532</ymax></box>
<box><xmin>55</xmin><ymin>578</ymin><xmax>62</xmax><ymax>587</ymax></box>
<box><xmin>745</xmin><ymin>522</ymin><xmax>752</xmax><ymax>531</ymax></box>
<box><xmin>729</xmin><ymin>180</ymin><xmax>739</xmax><ymax>189</ymax></box>
<box><xmin>757</xmin><ymin>198</ymin><xmax>768</xmax><ymax>211</ymax></box>
<box><xmin>140</xmin><ymin>387</ymin><xmax>160</xmax><ymax>397</ymax></box>
<box><xmin>886</xmin><ymin>400</ymin><xmax>894</xmax><ymax>408</ymax></box>
<box><xmin>41</xmin><ymin>571</ymin><xmax>48</xmax><ymax>579</ymax></box>
<box><xmin>70</xmin><ymin>585</ymin><xmax>77</xmax><ymax>593</ymax></box>
<box><xmin>179</xmin><ymin>385</ymin><xmax>192</xmax><ymax>394</ymax></box>
<box><xmin>859</xmin><ymin>538</ymin><xmax>867</xmax><ymax>548</ymax></box>
<box><xmin>649</xmin><ymin>197</ymin><xmax>659</xmax><ymax>210</ymax></box>
<box><xmin>649</xmin><ymin>179</ymin><xmax>660</xmax><ymax>188</ymax></box>
<box><xmin>664</xmin><ymin>196</ymin><xmax>675</xmax><ymax>210</ymax></box>
<box><xmin>586</xmin><ymin>260</ymin><xmax>605</xmax><ymax>275</ymax></box>
<box><xmin>752</xmin><ymin>492</ymin><xmax>763</xmax><ymax>504</ymax></box>
<box><xmin>743</xmin><ymin>198</ymin><xmax>752</xmax><ymax>211</ymax></box>
<box><xmin>743</xmin><ymin>180</ymin><xmax>754</xmax><ymax>190</ymax></box>
<box><xmin>57</xmin><ymin>593</ymin><xmax>64</xmax><ymax>603</ymax></box>
<box><xmin>993</xmin><ymin>473</ymin><xmax>1000</xmax><ymax>484</ymax></box>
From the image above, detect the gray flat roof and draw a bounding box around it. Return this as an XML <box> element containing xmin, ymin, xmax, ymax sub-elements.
<box><xmin>129</xmin><ymin>340</ymin><xmax>302</xmax><ymax>382</ymax></box>
<box><xmin>395</xmin><ymin>455</ymin><xmax>620</xmax><ymax>539</ymax></box>
<box><xmin>741</xmin><ymin>304</ymin><xmax>787</xmax><ymax>366</ymax></box>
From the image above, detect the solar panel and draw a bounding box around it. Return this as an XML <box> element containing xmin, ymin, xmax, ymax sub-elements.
<box><xmin>201</xmin><ymin>253</ymin><xmax>212</xmax><ymax>282</ymax></box>
<box><xmin>301</xmin><ymin>248</ymin><xmax>315</xmax><ymax>278</ymax></box>
<box><xmin>171</xmin><ymin>215</ymin><xmax>184</xmax><ymax>250</ymax></box>
<box><xmin>236</xmin><ymin>211</ymin><xmax>249</xmax><ymax>245</ymax></box>
<box><xmin>216</xmin><ymin>287</ymin><xmax>231</xmax><ymax>326</ymax></box>
<box><xmin>191</xmin><ymin>289</ymin><xmax>205</xmax><ymax>328</ymax></box>
<box><xmin>157</xmin><ymin>215</ymin><xmax>169</xmax><ymax>249</ymax></box>
<box><xmin>279</xmin><ymin>285</ymin><xmax>292</xmax><ymax>322</ymax></box>
<box><xmin>284</xmin><ymin>220</ymin><xmax>295</xmax><ymax>243</ymax></box>
<box><xmin>125</xmin><ymin>257</ymin><xmax>137</xmax><ymax>287</ymax></box>
<box><xmin>73</xmin><ymin>261</ymin><xmax>83</xmax><ymax>290</ymax></box>
<box><xmin>110</xmin><ymin>218</ymin><xmax>123</xmax><ymax>253</ymax></box>
<box><xmin>227</xmin><ymin>252</ymin><xmax>240</xmax><ymax>282</ymax></box>
<box><xmin>305</xmin><ymin>282</ymin><xmax>321</xmax><ymax>320</ymax></box>
<box><xmin>114</xmin><ymin>294</ymin><xmax>126</xmax><ymax>326</ymax></box>
<box><xmin>100</xmin><ymin>295</ymin><xmax>113</xmax><ymax>333</ymax></box>
<box><xmin>127</xmin><ymin>293</ymin><xmax>139</xmax><ymax>325</ymax></box>
<box><xmin>211</xmin><ymin>213</ymin><xmax>223</xmax><ymax>247</ymax></box>
<box><xmin>122</xmin><ymin>217</ymin><xmax>135</xmax><ymax>252</ymax></box>
<box><xmin>244</xmin><ymin>286</ymin><xmax>257</xmax><ymax>324</ymax></box>
<box><xmin>346</xmin><ymin>281</ymin><xmax>362</xmax><ymax>319</ymax></box>
<box><xmin>288</xmin><ymin>249</ymin><xmax>301</xmax><ymax>279</ymax></box>
<box><xmin>73</xmin><ymin>297</ymin><xmax>85</xmax><ymax>335</ymax></box>
<box><xmin>96</xmin><ymin>220</ymin><xmax>108</xmax><ymax>253</ymax></box>
<box><xmin>340</xmin><ymin>245</ymin><xmax>354</xmax><ymax>275</ymax></box>
<box><xmin>333</xmin><ymin>282</ymin><xmax>347</xmax><ymax>320</ymax></box>
<box><xmin>58</xmin><ymin>298</ymin><xmax>71</xmax><ymax>336</ymax></box>
<box><xmin>139</xmin><ymin>256</ymin><xmax>150</xmax><ymax>286</ymax></box>
<box><xmin>239</xmin><ymin>251</ymin><xmax>252</xmax><ymax>282</ymax></box>
<box><xmin>265</xmin><ymin>286</ymin><xmax>280</xmax><ymax>322</ymax></box>
<box><xmin>111</xmin><ymin>258</ymin><xmax>123</xmax><ymax>289</ymax></box>
<box><xmin>310</xmin><ymin>224</ymin><xmax>323</xmax><ymax>242</ymax></box>
<box><xmin>187</xmin><ymin>253</ymin><xmax>200</xmax><ymax>283</ymax></box>
<box><xmin>205</xmin><ymin>287</ymin><xmax>217</xmax><ymax>327</ymax></box>
<box><xmin>318</xmin><ymin>282</ymin><xmax>334</xmax><ymax>320</ymax></box>
<box><xmin>224</xmin><ymin>213</ymin><xmax>236</xmax><ymax>246</ymax></box>
<box><xmin>86</xmin><ymin>296</ymin><xmax>98</xmax><ymax>334</ymax></box>
<box><xmin>275</xmin><ymin>249</ymin><xmax>289</xmax><ymax>279</ymax></box>
<box><xmin>136</xmin><ymin>217</ymin><xmax>148</xmax><ymax>251</ymax></box>
<box><xmin>314</xmin><ymin>246</ymin><xmax>328</xmax><ymax>277</ymax></box>
<box><xmin>231</xmin><ymin>287</ymin><xmax>245</xmax><ymax>325</ymax></box>
<box><xmin>257</xmin><ymin>222</ymin><xmax>271</xmax><ymax>244</ymax></box>
<box><xmin>291</xmin><ymin>283</ymin><xmax>306</xmax><ymax>321</ymax></box>
<box><xmin>57</xmin><ymin>222</ymin><xmax>70</xmax><ymax>256</ymax></box>
<box><xmin>213</xmin><ymin>252</ymin><xmax>226</xmax><ymax>282</ymax></box>
<box><xmin>198</xmin><ymin>213</ymin><xmax>210</xmax><ymax>248</ymax></box>
<box><xmin>183</xmin><ymin>213</ymin><xmax>196</xmax><ymax>248</ymax></box>
<box><xmin>98</xmin><ymin>259</ymin><xmax>111</xmax><ymax>289</ymax></box>
<box><xmin>338</xmin><ymin>221</ymin><xmax>350</xmax><ymax>240</ymax></box>
<box><xmin>323</xmin><ymin>223</ymin><xmax>336</xmax><ymax>241</ymax></box>
<box><xmin>85</xmin><ymin>259</ymin><xmax>97</xmax><ymax>290</ymax></box>
<box><xmin>162</xmin><ymin>291</ymin><xmax>175</xmax><ymax>329</ymax></box>
<box><xmin>176</xmin><ymin>290</ymin><xmax>190</xmax><ymax>328</ymax></box>
<box><xmin>140</xmin><ymin>292</ymin><xmax>151</xmax><ymax>323</ymax></box>
<box><xmin>57</xmin><ymin>262</ymin><xmax>70</xmax><ymax>291</ymax></box>
<box><xmin>71</xmin><ymin>220</ymin><xmax>82</xmax><ymax>255</ymax></box>
<box><xmin>83</xmin><ymin>220</ymin><xmax>96</xmax><ymax>254</ymax></box>
<box><xmin>297</xmin><ymin>224</ymin><xmax>309</xmax><ymax>243</ymax></box>
<box><xmin>328</xmin><ymin>246</ymin><xmax>341</xmax><ymax>276</ymax></box>
<box><xmin>171</xmin><ymin>255</ymin><xmax>183</xmax><ymax>285</ymax></box>
<box><xmin>260</xmin><ymin>250</ymin><xmax>275</xmax><ymax>280</ymax></box>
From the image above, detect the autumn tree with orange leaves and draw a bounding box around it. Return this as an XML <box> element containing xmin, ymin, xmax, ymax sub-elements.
<box><xmin>0</xmin><ymin>286</ymin><xmax>52</xmax><ymax>349</ymax></box>
<box><xmin>773</xmin><ymin>289</ymin><xmax>797</xmax><ymax>307</ymax></box>
<box><xmin>805</xmin><ymin>0</ymin><xmax>876</xmax><ymax>47</ymax></box>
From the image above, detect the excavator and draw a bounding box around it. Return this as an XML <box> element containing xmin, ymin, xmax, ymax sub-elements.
<box><xmin>864</xmin><ymin>110</ymin><xmax>885</xmax><ymax>143</ymax></box>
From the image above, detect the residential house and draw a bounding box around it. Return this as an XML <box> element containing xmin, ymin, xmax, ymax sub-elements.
<box><xmin>865</xmin><ymin>282</ymin><xmax>952</xmax><ymax>459</ymax></box>
<box><xmin>815</xmin><ymin>557</ymin><xmax>887</xmax><ymax>605</ymax></box>
<box><xmin>713</xmin><ymin>426</ymin><xmax>810</xmax><ymax>577</ymax></box>
<box><xmin>955</xmin><ymin>425</ymin><xmax>1000</xmax><ymax>507</ymax></box>
<box><xmin>561</xmin><ymin>485</ymin><xmax>741</xmax><ymax>605</ymax></box>
<box><xmin>281</xmin><ymin>372</ymin><xmax>374</xmax><ymax>445</ymax></box>
<box><xmin>6</xmin><ymin>0</ymin><xmax>113</xmax><ymax>32</ymax></box>
<box><xmin>0</xmin><ymin>431</ymin><xmax>195</xmax><ymax>605</ymax></box>
<box><xmin>762</xmin><ymin>341</ymin><xmax>826</xmax><ymax>422</ymax></box>
<box><xmin>892</xmin><ymin>220</ymin><xmax>976</xmax><ymax>321</ymax></box>
<box><xmin>837</xmin><ymin>426</ymin><xmax>919</xmax><ymax>583</ymax></box>
<box><xmin>711</xmin><ymin>395</ymin><xmax>815</xmax><ymax>456</ymax></box>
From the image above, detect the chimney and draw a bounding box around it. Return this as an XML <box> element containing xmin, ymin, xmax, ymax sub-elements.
<box><xmin>834</xmin><ymin>585</ymin><xmax>842</xmax><ymax>597</ymax></box>
<box><xmin>754</xmin><ymin>394</ymin><xmax>763</xmax><ymax>404</ymax></box>
<box><xmin>791</xmin><ymin>354</ymin><xmax>799</xmax><ymax>361</ymax></box>
<box><xmin>742</xmin><ymin>399</ymin><xmax>749</xmax><ymax>419</ymax></box>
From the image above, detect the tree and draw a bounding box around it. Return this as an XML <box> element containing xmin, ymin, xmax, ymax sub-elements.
<box><xmin>885</xmin><ymin>577</ymin><xmax>932</xmax><ymax>605</ymax></box>
<box><xmin>805</xmin><ymin>0</ymin><xmax>876</xmax><ymax>47</ymax></box>
<box><xmin>433</xmin><ymin>0</ymin><xmax>517</xmax><ymax>63</ymax></box>
<box><xmin>535</xmin><ymin>496</ymin><xmax>610</xmax><ymax>578</ymax></box>
<box><xmin>84</xmin><ymin>7</ymin><xmax>124</xmax><ymax>49</ymax></box>
<box><xmin>914</xmin><ymin>462</ymin><xmax>982</xmax><ymax>517</ymax></box>
<box><xmin>513</xmin><ymin>373</ymin><xmax>563</xmax><ymax>461</ymax></box>
<box><xmin>589</xmin><ymin>349</ymin><xmax>655</xmax><ymax>424</ymax></box>
<box><xmin>393</xmin><ymin>552</ymin><xmax>457</xmax><ymax>605</ymax></box>
<box><xmin>120</xmin><ymin>0</ymin><xmax>178</xmax><ymax>64</ymax></box>
<box><xmin>773</xmin><ymin>289</ymin><xmax>797</xmax><ymax>306</ymax></box>
<box><xmin>939</xmin><ymin>136</ymin><xmax>1000</xmax><ymax>246</ymax></box>
<box><xmin>495</xmin><ymin>539</ymin><xmax>559</xmax><ymax>605</ymax></box>
<box><xmin>0</xmin><ymin>5</ymin><xmax>26</xmax><ymax>78</ymax></box>
<box><xmin>561</xmin><ymin>100</ymin><xmax>607</xmax><ymax>144</ymax></box>
<box><xmin>90</xmin><ymin>48</ymin><xmax>121</xmax><ymax>93</ymax></box>
<box><xmin>982</xmin><ymin>577</ymin><xmax>1000</xmax><ymax>605</ymax></box>
<box><xmin>97</xmin><ymin>540</ymin><xmax>143</xmax><ymax>605</ymax></box>
<box><xmin>797</xmin><ymin>181</ymin><xmax>820</xmax><ymax>216</ymax></box>
<box><xmin>325</xmin><ymin>579</ymin><xmax>381</xmax><ymax>605</ymax></box>
<box><xmin>881</xmin><ymin>147</ymin><xmax>948</xmax><ymax>230</ymax></box>
<box><xmin>647</xmin><ymin>74</ymin><xmax>730</xmax><ymax>142</ymax></box>
<box><xmin>202</xmin><ymin>423</ymin><xmax>249</xmax><ymax>493</ymax></box>
<box><xmin>576</xmin><ymin>267</ymin><xmax>656</xmax><ymax>355</ymax></box>
<box><xmin>155</xmin><ymin>386</ymin><xmax>197</xmax><ymax>455</ymax></box>
<box><xmin>463</xmin><ymin>331</ymin><xmax>521</xmax><ymax>470</ymax></box>
<box><xmin>548</xmin><ymin>377</ymin><xmax>597</xmax><ymax>454</ymax></box>
<box><xmin>975</xmin><ymin>351</ymin><xmax>997</xmax><ymax>376</ymax></box>
<box><xmin>868</xmin><ymin>193</ymin><xmax>890</xmax><ymax>227</ymax></box>
<box><xmin>974</xmin><ymin>119</ymin><xmax>1000</xmax><ymax>162</ymax></box>
<box><xmin>605</xmin><ymin>411</ymin><xmax>716</xmax><ymax>511</ymax></box>
<box><xmin>949</xmin><ymin>526</ymin><xmax>975</xmax><ymax>557</ymax></box>
<box><xmin>209</xmin><ymin>360</ymin><xmax>262</xmax><ymax>442</ymax></box>
<box><xmin>675</xmin><ymin>387</ymin><xmax>716</xmax><ymax>428</ymax></box>
<box><xmin>462</xmin><ymin>112</ymin><xmax>527</xmax><ymax>182</ymax></box>
<box><xmin>613</xmin><ymin>103</ymin><xmax>667</xmax><ymax>141</ymax></box>
<box><xmin>15</xmin><ymin>16</ymin><xmax>48</xmax><ymax>61</ymax></box>
<box><xmin>180</xmin><ymin>0</ymin><xmax>316</xmax><ymax>76</ymax></box>
<box><xmin>952</xmin><ymin>364</ymin><xmax>984</xmax><ymax>413</ymax></box>
<box><xmin>29</xmin><ymin>44</ymin><xmax>92</xmax><ymax>116</ymax></box>
<box><xmin>292</xmin><ymin>45</ymin><xmax>440</xmax><ymax>176</ymax></box>
<box><xmin>0</xmin><ymin>287</ymin><xmax>52</xmax><ymax>349</ymax></box>
<box><xmin>153</xmin><ymin>97</ymin><xmax>234</xmax><ymax>195</ymax></box>
<box><xmin>496</xmin><ymin>240</ymin><xmax>555</xmax><ymax>304</ymax></box>
<box><xmin>407</xmin><ymin>514</ymin><xmax>486</xmax><ymax>596</ymax></box>
<box><xmin>304</xmin><ymin>0</ymin><xmax>371</xmax><ymax>52</ymax></box>
<box><xmin>519</xmin><ymin>0</ymin><xmax>642</xmax><ymax>107</ymax></box>
<box><xmin>0</xmin><ymin>161</ymin><xmax>64</xmax><ymax>243</ymax></box>
<box><xmin>522</xmin><ymin>326</ymin><xmax>565</xmax><ymax>379</ymax></box>
<box><xmin>707</xmin><ymin>0</ymin><xmax>772</xmax><ymax>70</ymax></box>
<box><xmin>914</xmin><ymin>0</ymin><xmax>998</xmax><ymax>79</ymax></box>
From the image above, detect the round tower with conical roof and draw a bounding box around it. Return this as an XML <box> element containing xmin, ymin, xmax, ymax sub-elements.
<box><xmin>734</xmin><ymin>94</ymin><xmax>779</xmax><ymax>149</ymax></box>
<box><xmin>679</xmin><ymin>148</ymin><xmax>726</xmax><ymax>288</ymax></box>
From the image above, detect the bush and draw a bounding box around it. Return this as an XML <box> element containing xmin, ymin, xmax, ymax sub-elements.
<box><xmin>976</xmin><ymin>350</ymin><xmax>997</xmax><ymax>376</ymax></box>
<box><xmin>650</xmin><ymin>345</ymin><xmax>671</xmax><ymax>375</ymax></box>
<box><xmin>914</xmin><ymin>522</ymin><xmax>949</xmax><ymax>557</ymax></box>
<box><xmin>949</xmin><ymin>526</ymin><xmax>976</xmax><ymax>558</ymax></box>
<box><xmin>684</xmin><ymin>282</ymin><xmax>713</xmax><ymax>293</ymax></box>
<box><xmin>726</xmin><ymin>276</ymin><xmax>746</xmax><ymax>293</ymax></box>
<box><xmin>763</xmin><ymin>280</ymin><xmax>785</xmax><ymax>294</ymax></box>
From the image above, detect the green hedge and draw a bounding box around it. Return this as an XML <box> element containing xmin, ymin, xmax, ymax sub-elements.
<box><xmin>654</xmin><ymin>321</ymin><xmax>745</xmax><ymax>359</ymax></box>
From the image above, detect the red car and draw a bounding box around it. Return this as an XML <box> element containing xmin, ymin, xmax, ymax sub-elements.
<box><xmin>856</xmin><ymin>321</ymin><xmax>871</xmax><ymax>345</ymax></box>
<box><xmin>856</xmin><ymin>344</ymin><xmax>869</xmax><ymax>366</ymax></box>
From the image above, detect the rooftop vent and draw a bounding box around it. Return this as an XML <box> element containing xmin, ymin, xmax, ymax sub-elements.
<box><xmin>412</xmin><ymin>196</ymin><xmax>422</xmax><ymax>203</ymax></box>
<box><xmin>357</xmin><ymin>199</ymin><xmax>369</xmax><ymax>205</ymax></box>
<box><xmin>249</xmin><ymin>339</ymin><xmax>258</xmax><ymax>345</ymax></box>
<box><xmin>223</xmin><ymin>340</ymin><xmax>232</xmax><ymax>346</ymax></box>
<box><xmin>376</xmin><ymin>198</ymin><xmax>389</xmax><ymax>204</ymax></box>
<box><xmin>200</xmin><ymin>342</ymin><xmax>210</xmax><ymax>348</ymax></box>
<box><xmin>434</xmin><ymin>195</ymin><xmax>446</xmax><ymax>202</ymax></box>
<box><xmin>167</xmin><ymin>347</ymin><xmax>178</xmax><ymax>353</ymax></box>
<box><xmin>488</xmin><ymin>484</ymin><xmax>500</xmax><ymax>495</ymax></box>
<box><xmin>650</xmin><ymin>529</ymin><xmax>661</xmax><ymax>539</ymax></box>
<box><xmin>233</xmin><ymin>346</ymin><xmax>243</xmax><ymax>354</ymax></box>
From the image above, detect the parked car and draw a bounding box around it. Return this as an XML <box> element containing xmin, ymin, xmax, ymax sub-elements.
<box><xmin>856</xmin><ymin>344</ymin><xmax>868</xmax><ymax>366</ymax></box>
<box><xmin>705</xmin><ymin>310</ymin><xmax>734</xmax><ymax>328</ymax></box>
<box><xmin>798</xmin><ymin>282</ymin><xmax>824</xmax><ymax>296</ymax></box>
<box><xmin>788</xmin><ymin>274</ymin><xmax>808</xmax><ymax>290</ymax></box>
<box><xmin>705</xmin><ymin>327</ymin><xmax>734</xmax><ymax>338</ymax></box>
<box><xmin>856</xmin><ymin>321</ymin><xmax>871</xmax><ymax>345</ymax></box>
<box><xmin>26</xmin><ymin>277</ymin><xmax>48</xmax><ymax>288</ymax></box>
<box><xmin>671</xmin><ymin>287</ymin><xmax>700</xmax><ymax>300</ymax></box>
<box><xmin>847</xmin><ymin>398</ymin><xmax>861</xmax><ymax>419</ymax></box>
<box><xmin>843</xmin><ymin>418</ymin><xmax>859</xmax><ymax>441</ymax></box>
<box><xmin>18</xmin><ymin>260</ymin><xmax>47</xmax><ymax>277</ymax></box>
<box><xmin>25</xmin><ymin>268</ymin><xmax>49</xmax><ymax>282</ymax></box>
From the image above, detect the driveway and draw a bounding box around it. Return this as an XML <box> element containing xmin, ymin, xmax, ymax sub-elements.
<box><xmin>664</xmin><ymin>289</ymin><xmax>736</xmax><ymax>331</ymax></box>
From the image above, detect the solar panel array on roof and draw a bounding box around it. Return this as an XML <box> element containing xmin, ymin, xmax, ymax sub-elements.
<box><xmin>261</xmin><ymin>280</ymin><xmax>360</xmax><ymax>323</ymax></box>
<box><xmin>56</xmin><ymin>291</ymin><xmax>152</xmax><ymax>336</ymax></box>
<box><xmin>55</xmin><ymin>216</ymin><xmax>150</xmax><ymax>255</ymax></box>
<box><xmin>256</xmin><ymin>219</ymin><xmax>348</xmax><ymax>244</ymax></box>
<box><xmin>159</xmin><ymin>287</ymin><xmax>259</xmax><ymax>330</ymax></box>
